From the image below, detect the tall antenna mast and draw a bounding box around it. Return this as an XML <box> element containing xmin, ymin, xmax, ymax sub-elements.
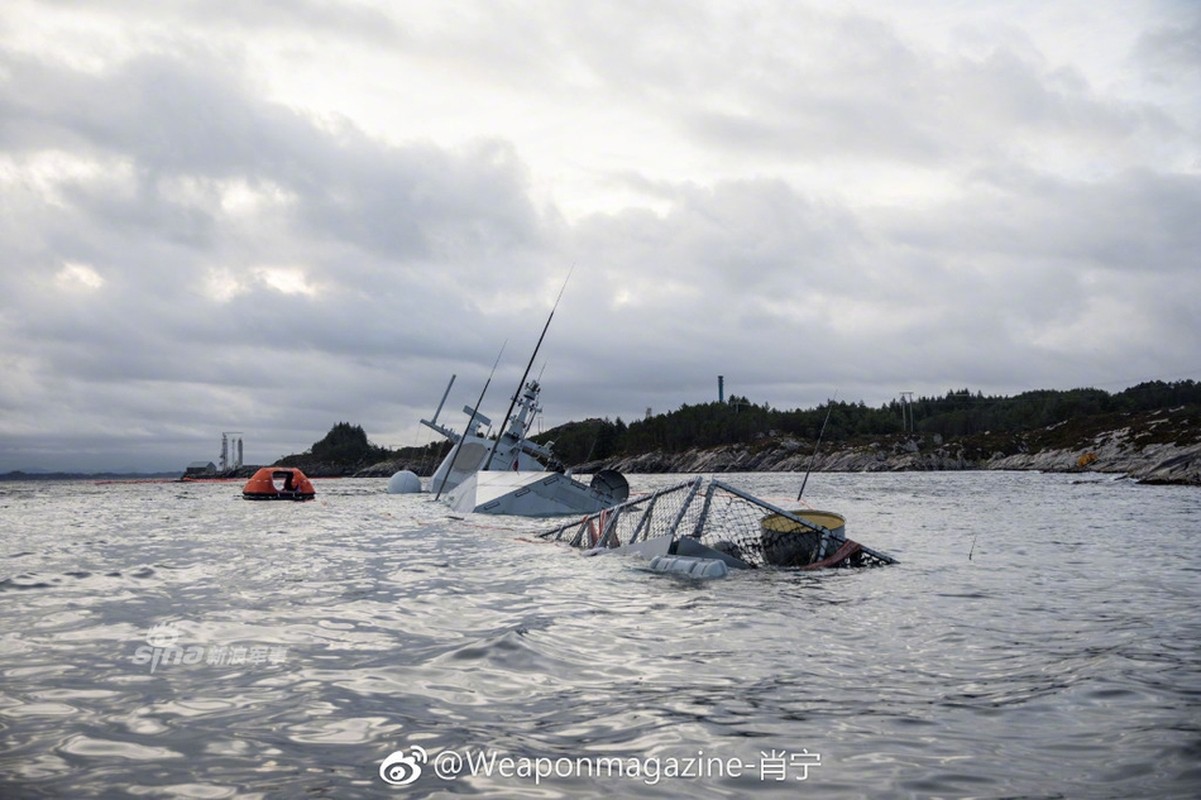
<box><xmin>434</xmin><ymin>342</ymin><xmax>506</xmax><ymax>500</ymax></box>
<box><xmin>797</xmin><ymin>393</ymin><xmax>836</xmax><ymax>502</ymax></box>
<box><xmin>483</xmin><ymin>268</ymin><xmax>573</xmax><ymax>471</ymax></box>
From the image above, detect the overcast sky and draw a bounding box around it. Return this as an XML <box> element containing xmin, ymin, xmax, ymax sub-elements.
<box><xmin>1</xmin><ymin>1</ymin><xmax>1198</xmax><ymax>472</ymax></box>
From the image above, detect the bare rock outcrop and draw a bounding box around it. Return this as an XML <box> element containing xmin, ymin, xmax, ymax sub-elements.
<box><xmin>584</xmin><ymin>416</ymin><xmax>1199</xmax><ymax>485</ymax></box>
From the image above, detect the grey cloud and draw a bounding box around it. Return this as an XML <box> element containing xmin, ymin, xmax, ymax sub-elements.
<box><xmin>1134</xmin><ymin>9</ymin><xmax>1201</xmax><ymax>81</ymax></box>
<box><xmin>1</xmin><ymin>3</ymin><xmax>1198</xmax><ymax>472</ymax></box>
<box><xmin>1</xmin><ymin>47</ymin><xmax>542</xmax><ymax>257</ymax></box>
<box><xmin>0</xmin><ymin>44</ymin><xmax>556</xmax><ymax>470</ymax></box>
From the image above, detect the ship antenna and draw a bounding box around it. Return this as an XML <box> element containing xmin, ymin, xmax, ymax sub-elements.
<box><xmin>483</xmin><ymin>267</ymin><xmax>573</xmax><ymax>471</ymax></box>
<box><xmin>797</xmin><ymin>391</ymin><xmax>836</xmax><ymax>502</ymax></box>
<box><xmin>435</xmin><ymin>340</ymin><xmax>507</xmax><ymax>500</ymax></box>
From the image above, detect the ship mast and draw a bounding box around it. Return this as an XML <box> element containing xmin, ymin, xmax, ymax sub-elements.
<box><xmin>483</xmin><ymin>268</ymin><xmax>572</xmax><ymax>471</ymax></box>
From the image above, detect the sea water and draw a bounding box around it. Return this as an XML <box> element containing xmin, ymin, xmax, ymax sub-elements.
<box><xmin>1</xmin><ymin>472</ymin><xmax>1198</xmax><ymax>799</ymax></box>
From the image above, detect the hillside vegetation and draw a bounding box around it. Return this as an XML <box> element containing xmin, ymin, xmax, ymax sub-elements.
<box><xmin>531</xmin><ymin>380</ymin><xmax>1201</xmax><ymax>466</ymax></box>
<box><xmin>277</xmin><ymin>422</ymin><xmax>398</xmax><ymax>474</ymax></box>
<box><xmin>279</xmin><ymin>381</ymin><xmax>1200</xmax><ymax>484</ymax></box>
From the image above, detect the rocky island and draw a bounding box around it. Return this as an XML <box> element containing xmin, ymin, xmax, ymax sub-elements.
<box><xmin>254</xmin><ymin>382</ymin><xmax>1201</xmax><ymax>487</ymax></box>
<box><xmin>579</xmin><ymin>405</ymin><xmax>1200</xmax><ymax>485</ymax></box>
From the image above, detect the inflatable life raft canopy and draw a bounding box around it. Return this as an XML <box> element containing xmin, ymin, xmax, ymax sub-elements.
<box><xmin>242</xmin><ymin>467</ymin><xmax>316</xmax><ymax>501</ymax></box>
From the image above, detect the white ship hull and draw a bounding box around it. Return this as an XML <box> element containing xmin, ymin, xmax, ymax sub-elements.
<box><xmin>413</xmin><ymin>375</ymin><xmax>629</xmax><ymax>517</ymax></box>
<box><xmin>444</xmin><ymin>471</ymin><xmax>621</xmax><ymax>517</ymax></box>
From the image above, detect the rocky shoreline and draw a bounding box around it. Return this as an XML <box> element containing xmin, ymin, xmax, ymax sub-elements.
<box><xmin>590</xmin><ymin>406</ymin><xmax>1201</xmax><ymax>485</ymax></box>
<box><xmin>209</xmin><ymin>406</ymin><xmax>1201</xmax><ymax>487</ymax></box>
<box><xmin>574</xmin><ymin>433</ymin><xmax>1201</xmax><ymax>485</ymax></box>
<box><xmin>342</xmin><ymin>430</ymin><xmax>1199</xmax><ymax>486</ymax></box>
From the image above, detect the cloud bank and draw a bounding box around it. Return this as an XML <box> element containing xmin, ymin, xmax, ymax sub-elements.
<box><xmin>0</xmin><ymin>1</ymin><xmax>1197</xmax><ymax>471</ymax></box>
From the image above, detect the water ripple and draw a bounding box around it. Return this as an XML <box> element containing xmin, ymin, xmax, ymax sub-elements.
<box><xmin>0</xmin><ymin>473</ymin><xmax>1198</xmax><ymax>798</ymax></box>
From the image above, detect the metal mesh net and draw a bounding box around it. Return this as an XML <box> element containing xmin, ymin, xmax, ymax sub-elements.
<box><xmin>538</xmin><ymin>477</ymin><xmax>896</xmax><ymax>569</ymax></box>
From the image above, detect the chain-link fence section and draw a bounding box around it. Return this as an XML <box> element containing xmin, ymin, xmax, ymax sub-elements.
<box><xmin>539</xmin><ymin>477</ymin><xmax>896</xmax><ymax>569</ymax></box>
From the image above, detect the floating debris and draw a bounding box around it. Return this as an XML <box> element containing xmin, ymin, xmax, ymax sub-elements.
<box><xmin>539</xmin><ymin>477</ymin><xmax>896</xmax><ymax>574</ymax></box>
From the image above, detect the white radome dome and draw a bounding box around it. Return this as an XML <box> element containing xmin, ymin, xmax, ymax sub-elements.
<box><xmin>386</xmin><ymin>470</ymin><xmax>423</xmax><ymax>494</ymax></box>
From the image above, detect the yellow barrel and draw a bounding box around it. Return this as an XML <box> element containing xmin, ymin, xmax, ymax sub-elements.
<box><xmin>761</xmin><ymin>510</ymin><xmax>846</xmax><ymax>538</ymax></box>
<box><xmin>758</xmin><ymin>510</ymin><xmax>846</xmax><ymax>567</ymax></box>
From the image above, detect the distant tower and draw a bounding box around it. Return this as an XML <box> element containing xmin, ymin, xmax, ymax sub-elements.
<box><xmin>899</xmin><ymin>392</ymin><xmax>914</xmax><ymax>434</ymax></box>
<box><xmin>220</xmin><ymin>432</ymin><xmax>244</xmax><ymax>472</ymax></box>
<box><xmin>719</xmin><ymin>375</ymin><xmax>725</xmax><ymax>403</ymax></box>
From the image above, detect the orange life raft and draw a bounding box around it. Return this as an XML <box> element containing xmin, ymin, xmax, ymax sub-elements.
<box><xmin>242</xmin><ymin>467</ymin><xmax>316</xmax><ymax>501</ymax></box>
